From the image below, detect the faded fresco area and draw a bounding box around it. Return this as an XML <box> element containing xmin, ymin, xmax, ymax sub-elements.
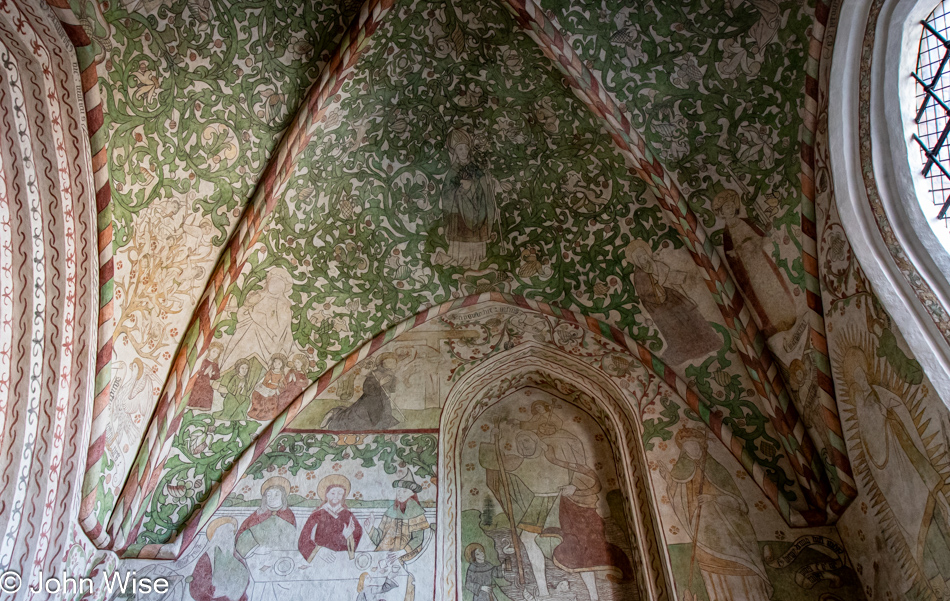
<box><xmin>103</xmin><ymin>301</ymin><xmax>871</xmax><ymax>600</ymax></box>
<box><xmin>120</xmin><ymin>433</ymin><xmax>438</xmax><ymax>601</ymax></box>
<box><xmin>10</xmin><ymin>0</ymin><xmax>943</xmax><ymax>598</ymax></box>
<box><xmin>459</xmin><ymin>389</ymin><xmax>639</xmax><ymax>601</ymax></box>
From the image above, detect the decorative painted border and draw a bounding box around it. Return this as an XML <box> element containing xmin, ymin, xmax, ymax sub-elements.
<box><xmin>800</xmin><ymin>0</ymin><xmax>859</xmax><ymax>512</ymax></box>
<box><xmin>43</xmin><ymin>0</ymin><xmax>116</xmax><ymax>546</ymax></box>
<box><xmin>0</xmin><ymin>0</ymin><xmax>99</xmax><ymax>589</ymax></box>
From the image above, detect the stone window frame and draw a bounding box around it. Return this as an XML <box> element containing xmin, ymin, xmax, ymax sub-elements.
<box><xmin>831</xmin><ymin>0</ymin><xmax>950</xmax><ymax>398</ymax></box>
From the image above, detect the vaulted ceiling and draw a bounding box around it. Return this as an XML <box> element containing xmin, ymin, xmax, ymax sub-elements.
<box><xmin>82</xmin><ymin>0</ymin><xmax>852</xmax><ymax>556</ymax></box>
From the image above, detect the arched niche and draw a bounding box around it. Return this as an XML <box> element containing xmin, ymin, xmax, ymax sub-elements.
<box><xmin>437</xmin><ymin>343</ymin><xmax>674</xmax><ymax>601</ymax></box>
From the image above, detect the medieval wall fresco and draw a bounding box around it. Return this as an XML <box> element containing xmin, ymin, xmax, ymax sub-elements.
<box><xmin>112</xmin><ymin>0</ymin><xmax>803</xmax><ymax>550</ymax></box>
<box><xmin>43</xmin><ymin>0</ymin><xmax>950</xmax><ymax>598</ymax></box>
<box><xmin>97</xmin><ymin>300</ymin><xmax>870</xmax><ymax>601</ymax></box>
<box><xmin>645</xmin><ymin>412</ymin><xmax>864</xmax><ymax>601</ymax></box>
<box><xmin>66</xmin><ymin>0</ymin><xmax>865</xmax><ymax>570</ymax></box>
<box><xmin>86</xmin><ymin>0</ymin><xmax>364</xmax><ymax>506</ymax></box>
<box><xmin>116</xmin><ymin>432</ymin><xmax>438</xmax><ymax>601</ymax></box>
<box><xmin>535</xmin><ymin>0</ymin><xmax>814</xmax><ymax>348</ymax></box>
<box><xmin>458</xmin><ymin>388</ymin><xmax>641</xmax><ymax>601</ymax></box>
<box><xmin>809</xmin><ymin>3</ymin><xmax>950</xmax><ymax>600</ymax></box>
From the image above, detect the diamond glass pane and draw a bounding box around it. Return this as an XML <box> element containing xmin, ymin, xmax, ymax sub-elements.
<box><xmin>916</xmin><ymin>0</ymin><xmax>950</xmax><ymax>223</ymax></box>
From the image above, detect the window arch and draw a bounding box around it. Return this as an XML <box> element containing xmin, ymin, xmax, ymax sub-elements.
<box><xmin>830</xmin><ymin>0</ymin><xmax>950</xmax><ymax>400</ymax></box>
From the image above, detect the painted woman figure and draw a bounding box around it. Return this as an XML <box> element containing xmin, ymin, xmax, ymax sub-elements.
<box><xmin>433</xmin><ymin>128</ymin><xmax>500</xmax><ymax>269</ymax></box>
<box><xmin>660</xmin><ymin>427</ymin><xmax>772</xmax><ymax>601</ymax></box>
<box><xmin>248</xmin><ymin>354</ymin><xmax>286</xmax><ymax>421</ymax></box>
<box><xmin>464</xmin><ymin>543</ymin><xmax>506</xmax><ymax>601</ymax></box>
<box><xmin>276</xmin><ymin>354</ymin><xmax>308</xmax><ymax>412</ymax></box>
<box><xmin>188</xmin><ymin>343</ymin><xmax>222</xmax><ymax>410</ymax></box>
<box><xmin>624</xmin><ymin>240</ymin><xmax>720</xmax><ymax>365</ymax></box>
<box><xmin>713</xmin><ymin>190</ymin><xmax>796</xmax><ymax>337</ymax></box>
<box><xmin>214</xmin><ymin>359</ymin><xmax>256</xmax><ymax>421</ymax></box>
<box><xmin>223</xmin><ymin>268</ymin><xmax>294</xmax><ymax>369</ymax></box>
<box><xmin>235</xmin><ymin>477</ymin><xmax>297</xmax><ymax>557</ymax></box>
<box><xmin>190</xmin><ymin>517</ymin><xmax>250</xmax><ymax>601</ymax></box>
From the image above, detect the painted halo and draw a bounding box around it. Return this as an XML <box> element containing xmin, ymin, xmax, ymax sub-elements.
<box><xmin>317</xmin><ymin>474</ymin><xmax>351</xmax><ymax>502</ymax></box>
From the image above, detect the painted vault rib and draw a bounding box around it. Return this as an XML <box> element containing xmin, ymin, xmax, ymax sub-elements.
<box><xmin>500</xmin><ymin>0</ymin><xmax>853</xmax><ymax>518</ymax></box>
<box><xmin>82</xmin><ymin>0</ymin><xmax>852</xmax><ymax>556</ymax></box>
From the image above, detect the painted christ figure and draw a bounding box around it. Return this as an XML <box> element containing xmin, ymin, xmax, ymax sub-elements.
<box><xmin>298</xmin><ymin>475</ymin><xmax>363</xmax><ymax>562</ymax></box>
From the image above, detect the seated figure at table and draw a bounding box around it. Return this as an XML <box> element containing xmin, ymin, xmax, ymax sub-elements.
<box><xmin>236</xmin><ymin>476</ymin><xmax>298</xmax><ymax>557</ymax></box>
<box><xmin>298</xmin><ymin>474</ymin><xmax>363</xmax><ymax>562</ymax></box>
<box><xmin>190</xmin><ymin>517</ymin><xmax>250</xmax><ymax>601</ymax></box>
<box><xmin>363</xmin><ymin>471</ymin><xmax>429</xmax><ymax>563</ymax></box>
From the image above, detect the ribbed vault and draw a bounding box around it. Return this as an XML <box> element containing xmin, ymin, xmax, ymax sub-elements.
<box><xmin>81</xmin><ymin>0</ymin><xmax>852</xmax><ymax>559</ymax></box>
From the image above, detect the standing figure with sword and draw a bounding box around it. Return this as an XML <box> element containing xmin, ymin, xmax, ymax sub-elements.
<box><xmin>658</xmin><ymin>427</ymin><xmax>773</xmax><ymax>601</ymax></box>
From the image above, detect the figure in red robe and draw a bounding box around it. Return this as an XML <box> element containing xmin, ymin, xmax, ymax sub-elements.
<box><xmin>190</xmin><ymin>517</ymin><xmax>250</xmax><ymax>601</ymax></box>
<box><xmin>247</xmin><ymin>354</ymin><xmax>287</xmax><ymax>421</ymax></box>
<box><xmin>275</xmin><ymin>354</ymin><xmax>308</xmax><ymax>413</ymax></box>
<box><xmin>298</xmin><ymin>474</ymin><xmax>362</xmax><ymax>562</ymax></box>
<box><xmin>188</xmin><ymin>344</ymin><xmax>223</xmax><ymax>410</ymax></box>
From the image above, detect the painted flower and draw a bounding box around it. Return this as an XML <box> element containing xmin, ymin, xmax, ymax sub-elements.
<box><xmin>499</xmin><ymin>48</ymin><xmax>524</xmax><ymax>74</ymax></box>
<box><xmin>129</xmin><ymin>61</ymin><xmax>162</xmax><ymax>106</ymax></box>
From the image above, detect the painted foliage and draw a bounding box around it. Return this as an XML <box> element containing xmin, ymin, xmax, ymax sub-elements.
<box><xmin>113</xmin><ymin>0</ymin><xmax>833</xmax><ymax>551</ymax></box>
<box><xmin>89</xmin><ymin>0</ymin><xmax>364</xmax><ymax>503</ymax></box>
<box><xmin>44</xmin><ymin>0</ymin><xmax>950</xmax><ymax>599</ymax></box>
<box><xmin>118</xmin><ymin>432</ymin><xmax>438</xmax><ymax>601</ymax></box>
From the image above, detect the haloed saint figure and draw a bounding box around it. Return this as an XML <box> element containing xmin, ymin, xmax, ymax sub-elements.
<box><xmin>298</xmin><ymin>475</ymin><xmax>363</xmax><ymax>563</ymax></box>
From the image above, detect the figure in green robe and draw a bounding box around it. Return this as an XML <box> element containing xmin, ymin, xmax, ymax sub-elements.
<box><xmin>660</xmin><ymin>427</ymin><xmax>772</xmax><ymax>601</ymax></box>
<box><xmin>214</xmin><ymin>358</ymin><xmax>261</xmax><ymax>421</ymax></box>
<box><xmin>235</xmin><ymin>476</ymin><xmax>297</xmax><ymax>557</ymax></box>
<box><xmin>364</xmin><ymin>472</ymin><xmax>429</xmax><ymax>563</ymax></box>
<box><xmin>432</xmin><ymin>128</ymin><xmax>500</xmax><ymax>269</ymax></box>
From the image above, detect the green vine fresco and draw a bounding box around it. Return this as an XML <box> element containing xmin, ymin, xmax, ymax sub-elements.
<box><xmin>536</xmin><ymin>0</ymin><xmax>812</xmax><ymax>245</ymax></box>
<box><xmin>109</xmin><ymin>0</ymin><xmax>809</xmax><ymax>548</ymax></box>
